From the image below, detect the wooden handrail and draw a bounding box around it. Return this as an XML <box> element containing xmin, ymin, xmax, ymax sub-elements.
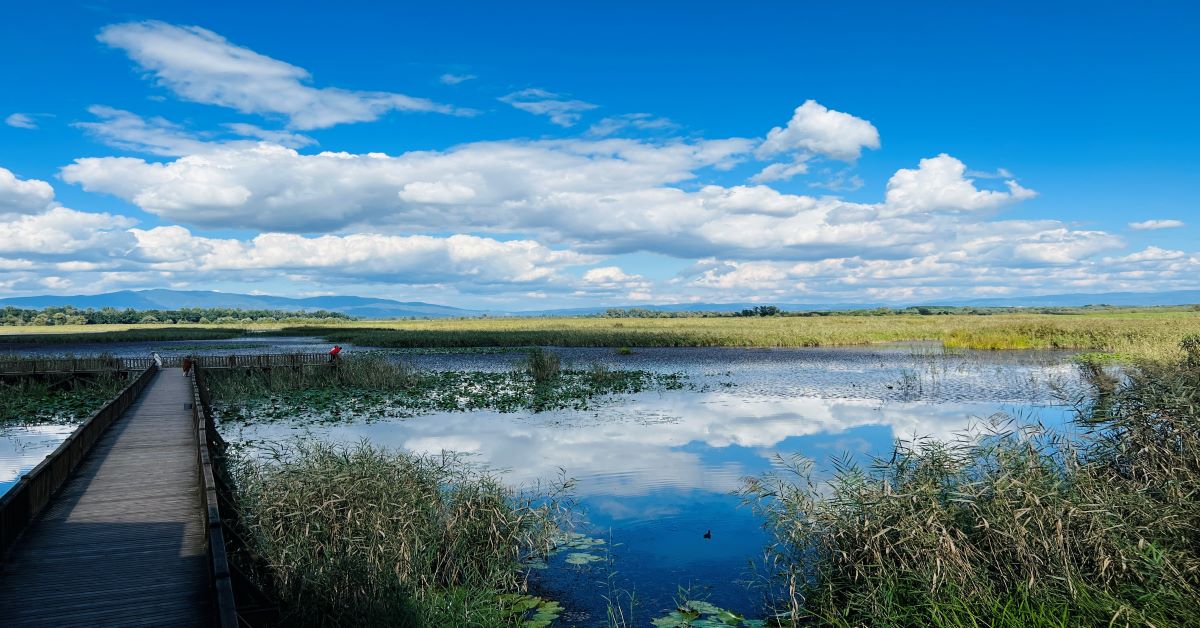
<box><xmin>1</xmin><ymin>353</ymin><xmax>336</xmax><ymax>375</ymax></box>
<box><xmin>0</xmin><ymin>364</ymin><xmax>158</xmax><ymax>555</ymax></box>
<box><xmin>0</xmin><ymin>356</ymin><xmax>153</xmax><ymax>374</ymax></box>
<box><xmin>174</xmin><ymin>353</ymin><xmax>334</xmax><ymax>369</ymax></box>
<box><xmin>189</xmin><ymin>368</ymin><xmax>238</xmax><ymax>628</ymax></box>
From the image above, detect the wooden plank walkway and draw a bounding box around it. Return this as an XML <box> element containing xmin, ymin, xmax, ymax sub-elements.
<box><xmin>0</xmin><ymin>368</ymin><xmax>210</xmax><ymax>626</ymax></box>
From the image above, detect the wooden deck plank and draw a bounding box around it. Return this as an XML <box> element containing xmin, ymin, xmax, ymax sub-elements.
<box><xmin>0</xmin><ymin>368</ymin><xmax>210</xmax><ymax>626</ymax></box>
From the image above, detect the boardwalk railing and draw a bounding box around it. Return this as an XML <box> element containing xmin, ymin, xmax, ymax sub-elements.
<box><xmin>172</xmin><ymin>353</ymin><xmax>333</xmax><ymax>369</ymax></box>
<box><xmin>189</xmin><ymin>368</ymin><xmax>238</xmax><ymax>628</ymax></box>
<box><xmin>191</xmin><ymin>364</ymin><xmax>280</xmax><ymax>627</ymax></box>
<box><xmin>1</xmin><ymin>353</ymin><xmax>334</xmax><ymax>375</ymax></box>
<box><xmin>0</xmin><ymin>364</ymin><xmax>157</xmax><ymax>554</ymax></box>
<box><xmin>0</xmin><ymin>356</ymin><xmax>154</xmax><ymax>375</ymax></box>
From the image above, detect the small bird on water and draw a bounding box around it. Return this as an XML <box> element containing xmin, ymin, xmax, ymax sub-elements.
<box><xmin>703</xmin><ymin>529</ymin><xmax>712</xmax><ymax>539</ymax></box>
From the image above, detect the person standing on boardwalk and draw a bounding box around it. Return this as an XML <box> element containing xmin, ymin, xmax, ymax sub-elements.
<box><xmin>328</xmin><ymin>345</ymin><xmax>342</xmax><ymax>363</ymax></box>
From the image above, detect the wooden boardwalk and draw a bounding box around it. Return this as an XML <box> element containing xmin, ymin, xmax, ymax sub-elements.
<box><xmin>0</xmin><ymin>368</ymin><xmax>210</xmax><ymax>626</ymax></box>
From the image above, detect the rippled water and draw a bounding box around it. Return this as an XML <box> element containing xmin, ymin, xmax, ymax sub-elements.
<box><xmin>0</xmin><ymin>339</ymin><xmax>1090</xmax><ymax>623</ymax></box>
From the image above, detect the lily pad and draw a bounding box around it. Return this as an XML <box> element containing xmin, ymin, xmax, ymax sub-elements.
<box><xmin>651</xmin><ymin>600</ymin><xmax>762</xmax><ymax>627</ymax></box>
<box><xmin>564</xmin><ymin>551</ymin><xmax>604</xmax><ymax>565</ymax></box>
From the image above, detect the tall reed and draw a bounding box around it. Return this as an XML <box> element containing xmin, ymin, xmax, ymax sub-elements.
<box><xmin>522</xmin><ymin>348</ymin><xmax>561</xmax><ymax>384</ymax></box>
<box><xmin>205</xmin><ymin>355</ymin><xmax>417</xmax><ymax>401</ymax></box>
<box><xmin>280</xmin><ymin>310</ymin><xmax>1200</xmax><ymax>360</ymax></box>
<box><xmin>230</xmin><ymin>441</ymin><xmax>567</xmax><ymax>626</ymax></box>
<box><xmin>0</xmin><ymin>327</ymin><xmax>247</xmax><ymax>344</ymax></box>
<box><xmin>740</xmin><ymin>346</ymin><xmax>1200</xmax><ymax>626</ymax></box>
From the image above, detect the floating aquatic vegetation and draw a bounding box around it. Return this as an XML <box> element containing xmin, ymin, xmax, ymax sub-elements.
<box><xmin>496</xmin><ymin>593</ymin><xmax>563</xmax><ymax>627</ymax></box>
<box><xmin>550</xmin><ymin>531</ymin><xmax>607</xmax><ymax>552</ymax></box>
<box><xmin>0</xmin><ymin>376</ymin><xmax>126</xmax><ymax>426</ymax></box>
<box><xmin>564</xmin><ymin>552</ymin><xmax>604</xmax><ymax>566</ymax></box>
<box><xmin>209</xmin><ymin>361</ymin><xmax>689</xmax><ymax>426</ymax></box>
<box><xmin>650</xmin><ymin>599</ymin><xmax>765</xmax><ymax>627</ymax></box>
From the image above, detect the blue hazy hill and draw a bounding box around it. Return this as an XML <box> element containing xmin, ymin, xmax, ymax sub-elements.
<box><xmin>1</xmin><ymin>289</ymin><xmax>1198</xmax><ymax>319</ymax></box>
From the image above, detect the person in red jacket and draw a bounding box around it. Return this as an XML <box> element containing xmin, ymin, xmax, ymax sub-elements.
<box><xmin>328</xmin><ymin>345</ymin><xmax>342</xmax><ymax>363</ymax></box>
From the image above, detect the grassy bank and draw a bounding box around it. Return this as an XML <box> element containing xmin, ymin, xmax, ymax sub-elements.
<box><xmin>740</xmin><ymin>338</ymin><xmax>1200</xmax><ymax>626</ymax></box>
<box><xmin>230</xmin><ymin>441</ymin><xmax>566</xmax><ymax>626</ymax></box>
<box><xmin>278</xmin><ymin>311</ymin><xmax>1200</xmax><ymax>360</ymax></box>
<box><xmin>0</xmin><ymin>326</ymin><xmax>248</xmax><ymax>344</ymax></box>
<box><xmin>206</xmin><ymin>353</ymin><xmax>687</xmax><ymax>422</ymax></box>
<box><xmin>0</xmin><ymin>376</ymin><xmax>127</xmax><ymax>425</ymax></box>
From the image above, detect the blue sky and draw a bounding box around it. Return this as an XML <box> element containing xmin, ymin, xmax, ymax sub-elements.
<box><xmin>1</xmin><ymin>1</ymin><xmax>1196</xmax><ymax>308</ymax></box>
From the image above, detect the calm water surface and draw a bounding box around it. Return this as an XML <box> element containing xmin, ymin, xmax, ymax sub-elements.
<box><xmin>1</xmin><ymin>339</ymin><xmax>1090</xmax><ymax>623</ymax></box>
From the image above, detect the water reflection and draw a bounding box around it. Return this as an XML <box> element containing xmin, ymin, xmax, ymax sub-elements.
<box><xmin>225</xmin><ymin>388</ymin><xmax>1079</xmax><ymax>621</ymax></box>
<box><xmin>0</xmin><ymin>424</ymin><xmax>77</xmax><ymax>494</ymax></box>
<box><xmin>228</xmin><ymin>392</ymin><xmax>1072</xmax><ymax>498</ymax></box>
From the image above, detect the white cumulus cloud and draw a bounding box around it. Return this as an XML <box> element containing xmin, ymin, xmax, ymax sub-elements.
<box><xmin>98</xmin><ymin>21</ymin><xmax>468</xmax><ymax>129</ymax></box>
<box><xmin>757</xmin><ymin>100</ymin><xmax>880</xmax><ymax>162</ymax></box>
<box><xmin>0</xmin><ymin>167</ymin><xmax>56</xmax><ymax>216</ymax></box>
<box><xmin>884</xmin><ymin>154</ymin><xmax>1036</xmax><ymax>216</ymax></box>
<box><xmin>132</xmin><ymin>227</ymin><xmax>592</xmax><ymax>286</ymax></box>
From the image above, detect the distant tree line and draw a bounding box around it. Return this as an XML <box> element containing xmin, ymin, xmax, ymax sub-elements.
<box><xmin>1</xmin><ymin>305</ymin><xmax>355</xmax><ymax>326</ymax></box>
<box><xmin>598</xmin><ymin>304</ymin><xmax>1190</xmax><ymax>318</ymax></box>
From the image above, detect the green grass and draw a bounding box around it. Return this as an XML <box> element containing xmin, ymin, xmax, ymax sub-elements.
<box><xmin>739</xmin><ymin>338</ymin><xmax>1200</xmax><ymax>626</ymax></box>
<box><xmin>0</xmin><ymin>376</ymin><xmax>127</xmax><ymax>425</ymax></box>
<box><xmin>229</xmin><ymin>441</ymin><xmax>569</xmax><ymax>627</ymax></box>
<box><xmin>274</xmin><ymin>310</ymin><xmax>1200</xmax><ymax>360</ymax></box>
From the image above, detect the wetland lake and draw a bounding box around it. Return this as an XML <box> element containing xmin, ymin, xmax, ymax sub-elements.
<box><xmin>0</xmin><ymin>337</ymin><xmax>1094</xmax><ymax>623</ymax></box>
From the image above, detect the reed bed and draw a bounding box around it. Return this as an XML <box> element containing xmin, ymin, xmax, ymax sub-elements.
<box><xmin>280</xmin><ymin>310</ymin><xmax>1200</xmax><ymax>360</ymax></box>
<box><xmin>0</xmin><ymin>326</ymin><xmax>247</xmax><ymax>344</ymax></box>
<box><xmin>740</xmin><ymin>338</ymin><xmax>1200</xmax><ymax>626</ymax></box>
<box><xmin>230</xmin><ymin>441</ymin><xmax>567</xmax><ymax>626</ymax></box>
<box><xmin>204</xmin><ymin>355</ymin><xmax>418</xmax><ymax>401</ymax></box>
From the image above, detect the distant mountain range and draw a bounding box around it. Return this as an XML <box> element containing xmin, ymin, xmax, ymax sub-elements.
<box><xmin>0</xmin><ymin>289</ymin><xmax>480</xmax><ymax>319</ymax></box>
<box><xmin>1</xmin><ymin>288</ymin><xmax>1198</xmax><ymax>319</ymax></box>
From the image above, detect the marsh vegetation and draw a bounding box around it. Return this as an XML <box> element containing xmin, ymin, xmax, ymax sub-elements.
<box><xmin>6</xmin><ymin>321</ymin><xmax>1198</xmax><ymax>625</ymax></box>
<box><xmin>740</xmin><ymin>337</ymin><xmax>1200</xmax><ymax>626</ymax></box>
<box><xmin>0</xmin><ymin>326</ymin><xmax>248</xmax><ymax>345</ymax></box>
<box><xmin>4</xmin><ymin>309</ymin><xmax>1199</xmax><ymax>361</ymax></box>
<box><xmin>229</xmin><ymin>441</ymin><xmax>568</xmax><ymax>626</ymax></box>
<box><xmin>0</xmin><ymin>375</ymin><xmax>126</xmax><ymax>425</ymax></box>
<box><xmin>278</xmin><ymin>309</ymin><xmax>1200</xmax><ymax>360</ymax></box>
<box><xmin>206</xmin><ymin>353</ymin><xmax>687</xmax><ymax>424</ymax></box>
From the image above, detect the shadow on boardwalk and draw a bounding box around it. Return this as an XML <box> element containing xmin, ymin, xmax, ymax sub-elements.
<box><xmin>0</xmin><ymin>369</ymin><xmax>210</xmax><ymax>626</ymax></box>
